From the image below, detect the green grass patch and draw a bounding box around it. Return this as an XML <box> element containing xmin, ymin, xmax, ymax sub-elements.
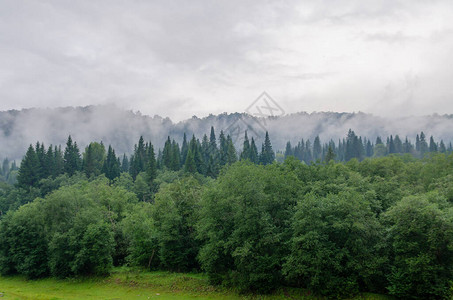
<box><xmin>0</xmin><ymin>267</ymin><xmax>392</xmax><ymax>300</ymax></box>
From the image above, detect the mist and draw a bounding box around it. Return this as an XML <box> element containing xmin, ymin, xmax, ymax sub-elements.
<box><xmin>1</xmin><ymin>105</ymin><xmax>452</xmax><ymax>161</ymax></box>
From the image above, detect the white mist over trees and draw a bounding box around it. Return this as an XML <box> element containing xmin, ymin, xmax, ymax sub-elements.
<box><xmin>1</xmin><ymin>105</ymin><xmax>453</xmax><ymax>161</ymax></box>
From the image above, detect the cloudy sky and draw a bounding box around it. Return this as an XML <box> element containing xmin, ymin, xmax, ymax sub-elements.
<box><xmin>1</xmin><ymin>0</ymin><xmax>453</xmax><ymax>121</ymax></box>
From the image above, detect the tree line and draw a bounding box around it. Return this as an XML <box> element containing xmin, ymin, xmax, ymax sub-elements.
<box><xmin>14</xmin><ymin>127</ymin><xmax>452</xmax><ymax>193</ymax></box>
<box><xmin>2</xmin><ymin>128</ymin><xmax>453</xmax><ymax>298</ymax></box>
<box><xmin>284</xmin><ymin>129</ymin><xmax>452</xmax><ymax>163</ymax></box>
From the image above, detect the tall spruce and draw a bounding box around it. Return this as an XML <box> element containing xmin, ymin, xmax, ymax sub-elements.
<box><xmin>121</xmin><ymin>154</ymin><xmax>129</xmax><ymax>173</ymax></box>
<box><xmin>219</xmin><ymin>130</ymin><xmax>228</xmax><ymax>166</ymax></box>
<box><xmin>240</xmin><ymin>131</ymin><xmax>251</xmax><ymax>161</ymax></box>
<box><xmin>226</xmin><ymin>135</ymin><xmax>237</xmax><ymax>164</ymax></box>
<box><xmin>102</xmin><ymin>145</ymin><xmax>120</xmax><ymax>182</ymax></box>
<box><xmin>63</xmin><ymin>136</ymin><xmax>82</xmax><ymax>176</ymax></box>
<box><xmin>180</xmin><ymin>133</ymin><xmax>189</xmax><ymax>167</ymax></box>
<box><xmin>250</xmin><ymin>137</ymin><xmax>259</xmax><ymax>164</ymax></box>
<box><xmin>259</xmin><ymin>131</ymin><xmax>275</xmax><ymax>165</ymax></box>
<box><xmin>17</xmin><ymin>144</ymin><xmax>40</xmax><ymax>188</ymax></box>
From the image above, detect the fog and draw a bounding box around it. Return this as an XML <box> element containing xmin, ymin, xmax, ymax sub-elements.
<box><xmin>1</xmin><ymin>105</ymin><xmax>452</xmax><ymax>161</ymax></box>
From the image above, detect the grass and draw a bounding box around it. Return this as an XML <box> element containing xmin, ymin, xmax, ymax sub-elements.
<box><xmin>0</xmin><ymin>267</ymin><xmax>392</xmax><ymax>300</ymax></box>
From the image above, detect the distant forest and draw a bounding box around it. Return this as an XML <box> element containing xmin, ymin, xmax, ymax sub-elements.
<box><xmin>1</xmin><ymin>126</ymin><xmax>451</xmax><ymax>187</ymax></box>
<box><xmin>1</xmin><ymin>127</ymin><xmax>453</xmax><ymax>299</ymax></box>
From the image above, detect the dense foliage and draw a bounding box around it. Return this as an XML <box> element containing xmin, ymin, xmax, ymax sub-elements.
<box><xmin>2</xmin><ymin>128</ymin><xmax>453</xmax><ymax>298</ymax></box>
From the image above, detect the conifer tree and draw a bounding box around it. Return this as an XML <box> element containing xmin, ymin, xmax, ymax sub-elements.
<box><xmin>226</xmin><ymin>135</ymin><xmax>237</xmax><ymax>164</ymax></box>
<box><xmin>419</xmin><ymin>132</ymin><xmax>428</xmax><ymax>155</ymax></box>
<box><xmin>394</xmin><ymin>135</ymin><xmax>403</xmax><ymax>153</ymax></box>
<box><xmin>180</xmin><ymin>133</ymin><xmax>189</xmax><ymax>167</ymax></box>
<box><xmin>366</xmin><ymin>140</ymin><xmax>373</xmax><ymax>157</ymax></box>
<box><xmin>209</xmin><ymin>126</ymin><xmax>220</xmax><ymax>171</ymax></box>
<box><xmin>429</xmin><ymin>136</ymin><xmax>438</xmax><ymax>152</ymax></box>
<box><xmin>325</xmin><ymin>145</ymin><xmax>335</xmax><ymax>162</ymax></box>
<box><xmin>102</xmin><ymin>145</ymin><xmax>120</xmax><ymax>182</ymax></box>
<box><xmin>313</xmin><ymin>136</ymin><xmax>322</xmax><ymax>161</ymax></box>
<box><xmin>54</xmin><ymin>145</ymin><xmax>64</xmax><ymax>176</ymax></box>
<box><xmin>35</xmin><ymin>142</ymin><xmax>46</xmax><ymax>179</ymax></box>
<box><xmin>219</xmin><ymin>130</ymin><xmax>228</xmax><ymax>166</ymax></box>
<box><xmin>440</xmin><ymin>140</ymin><xmax>446</xmax><ymax>153</ymax></box>
<box><xmin>285</xmin><ymin>141</ymin><xmax>293</xmax><ymax>158</ymax></box>
<box><xmin>17</xmin><ymin>145</ymin><xmax>40</xmax><ymax>188</ymax></box>
<box><xmin>146</xmin><ymin>143</ymin><xmax>157</xmax><ymax>182</ymax></box>
<box><xmin>64</xmin><ymin>136</ymin><xmax>82</xmax><ymax>176</ymax></box>
<box><xmin>83</xmin><ymin>142</ymin><xmax>106</xmax><ymax>177</ymax></box>
<box><xmin>240</xmin><ymin>131</ymin><xmax>251</xmax><ymax>161</ymax></box>
<box><xmin>130</xmin><ymin>136</ymin><xmax>147</xmax><ymax>179</ymax></box>
<box><xmin>250</xmin><ymin>137</ymin><xmax>259</xmax><ymax>164</ymax></box>
<box><xmin>162</xmin><ymin>136</ymin><xmax>173</xmax><ymax>169</ymax></box>
<box><xmin>403</xmin><ymin>137</ymin><xmax>413</xmax><ymax>153</ymax></box>
<box><xmin>304</xmin><ymin>140</ymin><xmax>313</xmax><ymax>163</ymax></box>
<box><xmin>201</xmin><ymin>134</ymin><xmax>210</xmax><ymax>172</ymax></box>
<box><xmin>184</xmin><ymin>135</ymin><xmax>204</xmax><ymax>174</ymax></box>
<box><xmin>171</xmin><ymin>140</ymin><xmax>181</xmax><ymax>171</ymax></box>
<box><xmin>121</xmin><ymin>154</ymin><xmax>129</xmax><ymax>173</ymax></box>
<box><xmin>259</xmin><ymin>131</ymin><xmax>275</xmax><ymax>165</ymax></box>
<box><xmin>388</xmin><ymin>135</ymin><xmax>396</xmax><ymax>154</ymax></box>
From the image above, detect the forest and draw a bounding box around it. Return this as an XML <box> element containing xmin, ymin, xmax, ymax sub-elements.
<box><xmin>1</xmin><ymin>127</ymin><xmax>453</xmax><ymax>299</ymax></box>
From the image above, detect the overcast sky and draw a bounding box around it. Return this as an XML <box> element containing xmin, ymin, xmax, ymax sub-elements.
<box><xmin>1</xmin><ymin>0</ymin><xmax>453</xmax><ymax>121</ymax></box>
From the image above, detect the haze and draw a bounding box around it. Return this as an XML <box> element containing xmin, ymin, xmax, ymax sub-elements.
<box><xmin>1</xmin><ymin>0</ymin><xmax>453</xmax><ymax>121</ymax></box>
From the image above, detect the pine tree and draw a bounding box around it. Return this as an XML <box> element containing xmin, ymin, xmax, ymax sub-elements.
<box><xmin>64</xmin><ymin>136</ymin><xmax>82</xmax><ymax>176</ymax></box>
<box><xmin>345</xmin><ymin>129</ymin><xmax>363</xmax><ymax>161</ymax></box>
<box><xmin>180</xmin><ymin>133</ymin><xmax>189</xmax><ymax>167</ymax></box>
<box><xmin>130</xmin><ymin>136</ymin><xmax>147</xmax><ymax>179</ymax></box>
<box><xmin>415</xmin><ymin>134</ymin><xmax>421</xmax><ymax>152</ymax></box>
<box><xmin>240</xmin><ymin>131</ymin><xmax>251</xmax><ymax>161</ymax></box>
<box><xmin>419</xmin><ymin>132</ymin><xmax>428</xmax><ymax>156</ymax></box>
<box><xmin>219</xmin><ymin>130</ymin><xmax>228</xmax><ymax>166</ymax></box>
<box><xmin>366</xmin><ymin>140</ymin><xmax>373</xmax><ymax>157</ymax></box>
<box><xmin>35</xmin><ymin>142</ymin><xmax>46</xmax><ymax>179</ymax></box>
<box><xmin>171</xmin><ymin>140</ymin><xmax>181</xmax><ymax>171</ymax></box>
<box><xmin>102</xmin><ymin>145</ymin><xmax>120</xmax><ymax>182</ymax></box>
<box><xmin>162</xmin><ymin>136</ymin><xmax>173</xmax><ymax>169</ymax></box>
<box><xmin>259</xmin><ymin>131</ymin><xmax>275</xmax><ymax>165</ymax></box>
<box><xmin>388</xmin><ymin>135</ymin><xmax>396</xmax><ymax>154</ymax></box>
<box><xmin>184</xmin><ymin>137</ymin><xmax>197</xmax><ymax>174</ymax></box>
<box><xmin>313</xmin><ymin>136</ymin><xmax>322</xmax><ymax>161</ymax></box>
<box><xmin>325</xmin><ymin>145</ymin><xmax>335</xmax><ymax>162</ymax></box>
<box><xmin>285</xmin><ymin>141</ymin><xmax>293</xmax><ymax>158</ymax></box>
<box><xmin>226</xmin><ymin>135</ymin><xmax>237</xmax><ymax>164</ymax></box>
<box><xmin>201</xmin><ymin>134</ymin><xmax>210</xmax><ymax>174</ymax></box>
<box><xmin>250</xmin><ymin>137</ymin><xmax>259</xmax><ymax>164</ymax></box>
<box><xmin>83</xmin><ymin>142</ymin><xmax>106</xmax><ymax>177</ymax></box>
<box><xmin>121</xmin><ymin>154</ymin><xmax>129</xmax><ymax>173</ymax></box>
<box><xmin>403</xmin><ymin>137</ymin><xmax>413</xmax><ymax>153</ymax></box>
<box><xmin>54</xmin><ymin>145</ymin><xmax>64</xmax><ymax>176</ymax></box>
<box><xmin>304</xmin><ymin>140</ymin><xmax>313</xmax><ymax>163</ymax></box>
<box><xmin>429</xmin><ymin>136</ymin><xmax>438</xmax><ymax>152</ymax></box>
<box><xmin>440</xmin><ymin>140</ymin><xmax>446</xmax><ymax>153</ymax></box>
<box><xmin>209</xmin><ymin>127</ymin><xmax>218</xmax><ymax>154</ymax></box>
<box><xmin>184</xmin><ymin>135</ymin><xmax>204</xmax><ymax>174</ymax></box>
<box><xmin>42</xmin><ymin>145</ymin><xmax>52</xmax><ymax>178</ymax></box>
<box><xmin>146</xmin><ymin>143</ymin><xmax>157</xmax><ymax>182</ymax></box>
<box><xmin>394</xmin><ymin>135</ymin><xmax>403</xmax><ymax>153</ymax></box>
<box><xmin>17</xmin><ymin>145</ymin><xmax>40</xmax><ymax>188</ymax></box>
<box><xmin>209</xmin><ymin>126</ymin><xmax>220</xmax><ymax>172</ymax></box>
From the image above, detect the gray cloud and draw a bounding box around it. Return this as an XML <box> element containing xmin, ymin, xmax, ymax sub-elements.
<box><xmin>0</xmin><ymin>0</ymin><xmax>453</xmax><ymax>121</ymax></box>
